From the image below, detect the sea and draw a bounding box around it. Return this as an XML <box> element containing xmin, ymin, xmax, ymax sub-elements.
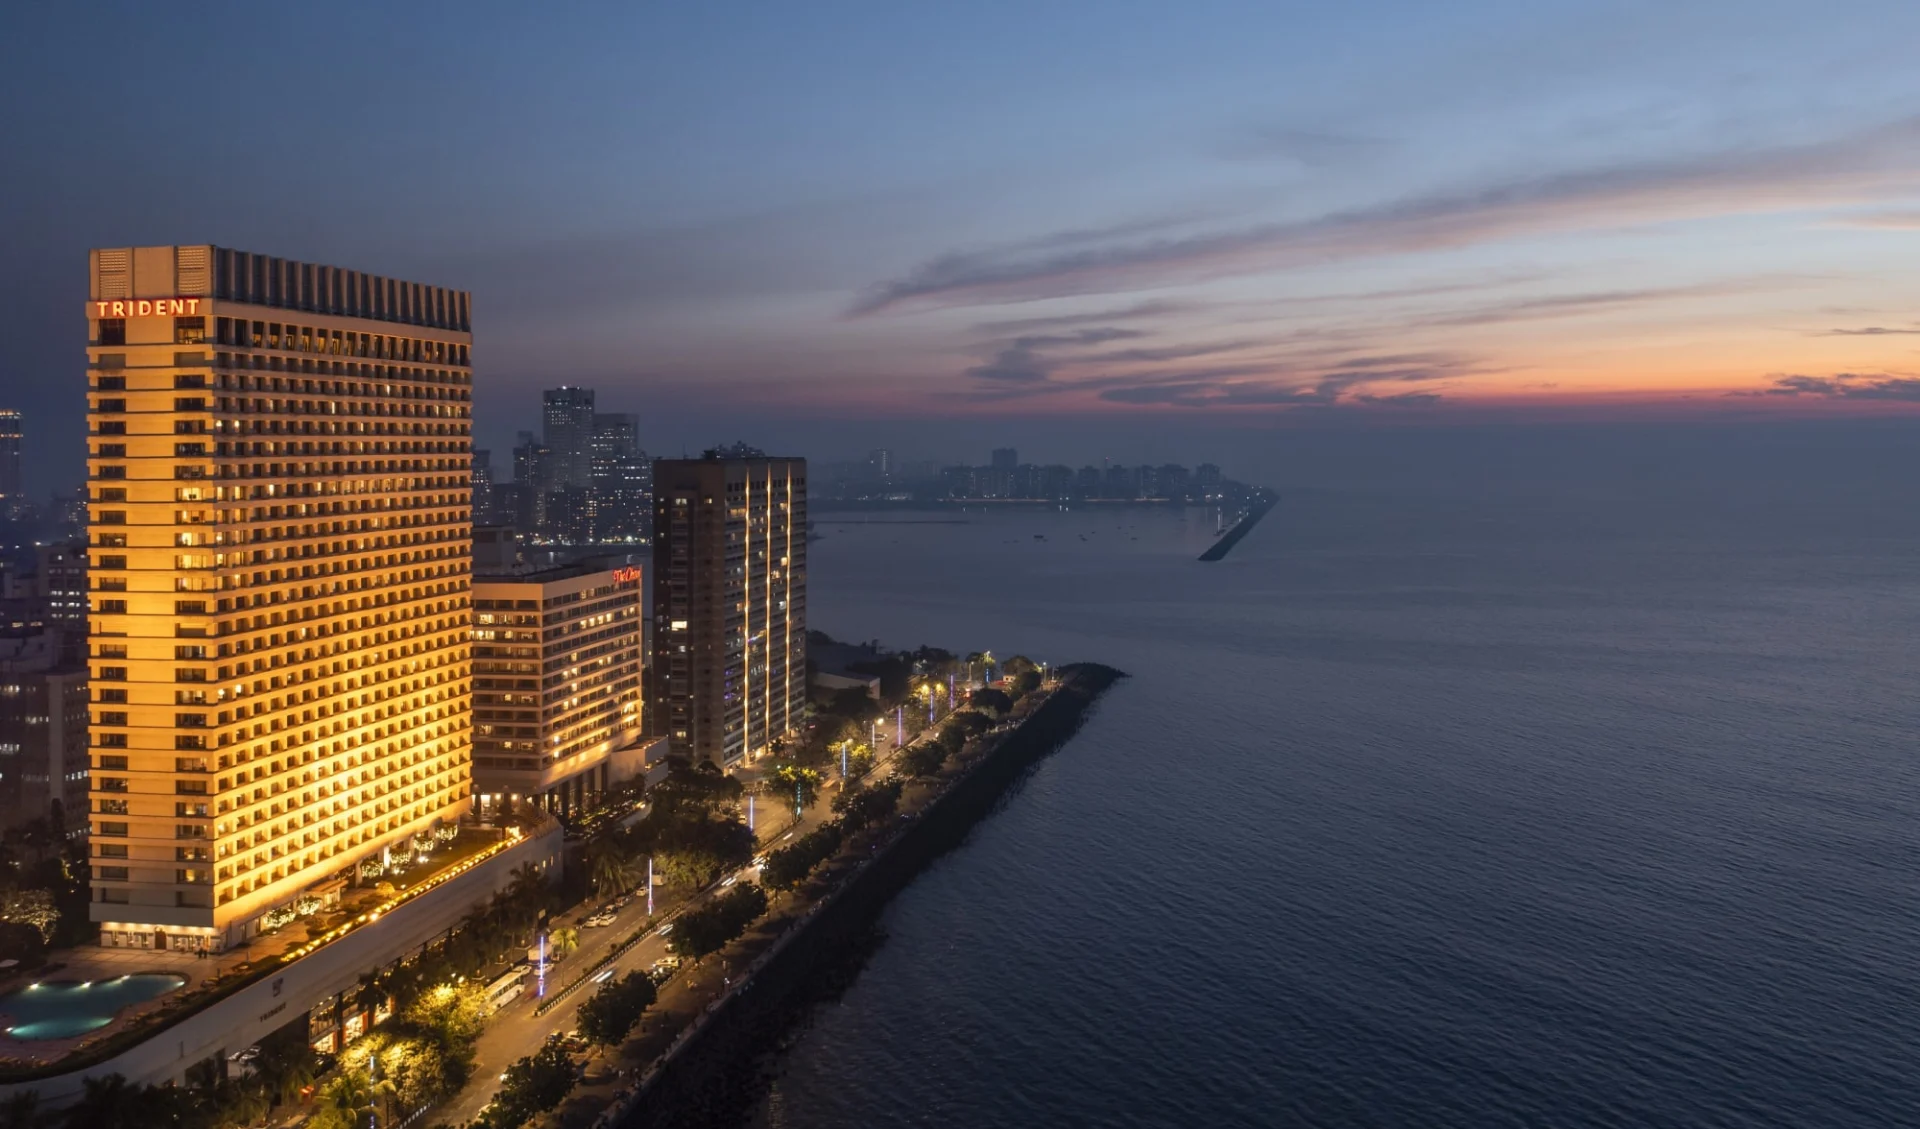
<box><xmin>744</xmin><ymin>422</ymin><xmax>1920</xmax><ymax>1129</ymax></box>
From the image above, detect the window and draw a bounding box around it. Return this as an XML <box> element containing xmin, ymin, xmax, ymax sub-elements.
<box><xmin>98</xmin><ymin>666</ymin><xmax>127</xmax><ymax>681</ymax></box>
<box><xmin>174</xmin><ymin>373</ymin><xmax>206</xmax><ymax>389</ymax></box>
<box><xmin>98</xmin><ymin>823</ymin><xmax>129</xmax><ymax>838</ymax></box>
<box><xmin>97</xmin><ymin>444</ymin><xmax>126</xmax><ymax>458</ymax></box>
<box><xmin>97</xmin><ymin>843</ymin><xmax>129</xmax><ymax>858</ymax></box>
<box><xmin>174</xmin><ymin>442</ymin><xmax>207</xmax><ymax>457</ymax></box>
<box><xmin>97</xmin><ymin>398</ymin><xmax>126</xmax><ymax>412</ymax></box>
<box><xmin>98</xmin><ymin>488</ymin><xmax>126</xmax><ymax>502</ymax></box>
<box><xmin>99</xmin><ymin>318</ymin><xmax>126</xmax><ymax>346</ymax></box>
<box><xmin>99</xmin><ymin>555</ymin><xmax>127</xmax><ymax>570</ymax></box>
<box><xmin>97</xmin><ymin>465</ymin><xmax>127</xmax><ymax>478</ymax></box>
<box><xmin>98</xmin><ymin>711</ymin><xmax>127</xmax><ymax>726</ymax></box>
<box><xmin>98</xmin><ymin>867</ymin><xmax>129</xmax><ymax>882</ymax></box>
<box><xmin>174</xmin><ymin>316</ymin><xmax>207</xmax><ymax>344</ymax></box>
<box><xmin>97</xmin><ymin>755</ymin><xmax>128</xmax><ymax>770</ymax></box>
<box><xmin>174</xmin><ymin>397</ymin><xmax>206</xmax><ymax>411</ymax></box>
<box><xmin>96</xmin><ymin>375</ymin><xmax>126</xmax><ymax>390</ymax></box>
<box><xmin>175</xmin><ymin>600</ymin><xmax>206</xmax><ymax>615</ymax></box>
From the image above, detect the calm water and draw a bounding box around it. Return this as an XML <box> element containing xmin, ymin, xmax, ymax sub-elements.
<box><xmin>753</xmin><ymin>439</ymin><xmax>1920</xmax><ymax>1128</ymax></box>
<box><xmin>0</xmin><ymin>974</ymin><xmax>185</xmax><ymax>1040</ymax></box>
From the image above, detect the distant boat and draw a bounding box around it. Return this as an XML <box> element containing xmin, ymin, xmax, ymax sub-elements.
<box><xmin>1033</xmin><ymin>534</ymin><xmax>1046</xmax><ymax>541</ymax></box>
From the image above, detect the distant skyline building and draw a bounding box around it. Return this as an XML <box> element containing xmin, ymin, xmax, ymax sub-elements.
<box><xmin>85</xmin><ymin>244</ymin><xmax>474</xmax><ymax>951</ymax></box>
<box><xmin>0</xmin><ymin>410</ymin><xmax>21</xmax><ymax>505</ymax></box>
<box><xmin>0</xmin><ymin>629</ymin><xmax>89</xmax><ymax>839</ymax></box>
<box><xmin>542</xmin><ymin>387</ymin><xmax>596</xmax><ymax>490</ymax></box>
<box><xmin>652</xmin><ymin>454</ymin><xmax>806</xmax><ymax>767</ymax></box>
<box><xmin>991</xmin><ymin>447</ymin><xmax>1018</xmax><ymax>471</ymax></box>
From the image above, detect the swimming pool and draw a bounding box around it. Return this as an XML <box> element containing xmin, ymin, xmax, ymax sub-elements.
<box><xmin>0</xmin><ymin>974</ymin><xmax>187</xmax><ymax>1040</ymax></box>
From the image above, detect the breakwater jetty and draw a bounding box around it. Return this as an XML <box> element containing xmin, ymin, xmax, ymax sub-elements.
<box><xmin>603</xmin><ymin>664</ymin><xmax>1124</xmax><ymax>1129</ymax></box>
<box><xmin>1198</xmin><ymin>490</ymin><xmax>1277</xmax><ymax>562</ymax></box>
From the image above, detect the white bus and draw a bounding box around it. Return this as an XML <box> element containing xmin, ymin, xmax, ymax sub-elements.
<box><xmin>484</xmin><ymin>966</ymin><xmax>530</xmax><ymax>1013</ymax></box>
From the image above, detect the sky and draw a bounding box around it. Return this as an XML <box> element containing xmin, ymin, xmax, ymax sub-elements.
<box><xmin>5</xmin><ymin>0</ymin><xmax>1920</xmax><ymax>493</ymax></box>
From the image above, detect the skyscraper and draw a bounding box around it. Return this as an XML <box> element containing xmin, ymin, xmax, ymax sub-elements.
<box><xmin>991</xmin><ymin>447</ymin><xmax>1018</xmax><ymax>471</ymax></box>
<box><xmin>590</xmin><ymin>413</ymin><xmax>649</xmax><ymax>543</ymax></box>
<box><xmin>86</xmin><ymin>244</ymin><xmax>474</xmax><ymax>951</ymax></box>
<box><xmin>651</xmin><ymin>453</ymin><xmax>806</xmax><ymax>767</ymax></box>
<box><xmin>542</xmin><ymin>388</ymin><xmax>596</xmax><ymax>490</ymax></box>
<box><xmin>0</xmin><ymin>410</ymin><xmax>21</xmax><ymax>504</ymax></box>
<box><xmin>471</xmin><ymin>449</ymin><xmax>495</xmax><ymax>525</ymax></box>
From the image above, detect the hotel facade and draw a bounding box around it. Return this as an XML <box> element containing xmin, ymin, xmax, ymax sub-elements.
<box><xmin>651</xmin><ymin>455</ymin><xmax>806</xmax><ymax>767</ymax></box>
<box><xmin>85</xmin><ymin>245</ymin><xmax>474</xmax><ymax>951</ymax></box>
<box><xmin>471</xmin><ymin>559</ymin><xmax>647</xmax><ymax>818</ymax></box>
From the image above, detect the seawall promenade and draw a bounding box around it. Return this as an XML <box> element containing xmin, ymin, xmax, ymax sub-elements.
<box><xmin>601</xmin><ymin>663</ymin><xmax>1125</xmax><ymax>1129</ymax></box>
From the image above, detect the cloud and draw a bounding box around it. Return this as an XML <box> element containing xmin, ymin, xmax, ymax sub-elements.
<box><xmin>1815</xmin><ymin>325</ymin><xmax>1920</xmax><ymax>336</ymax></box>
<box><xmin>1416</xmin><ymin>279</ymin><xmax>1795</xmax><ymax>329</ymax></box>
<box><xmin>1090</xmin><ymin>358</ymin><xmax>1465</xmax><ymax>409</ymax></box>
<box><xmin>851</xmin><ymin>116</ymin><xmax>1920</xmax><ymax>315</ymax></box>
<box><xmin>971</xmin><ymin>301</ymin><xmax>1189</xmax><ymax>335</ymax></box>
<box><xmin>1758</xmin><ymin>372</ymin><xmax>1920</xmax><ymax>400</ymax></box>
<box><xmin>1356</xmin><ymin>391</ymin><xmax>1444</xmax><ymax>406</ymax></box>
<box><xmin>962</xmin><ymin>326</ymin><xmax>1144</xmax><ymax>384</ymax></box>
<box><xmin>1217</xmin><ymin>125</ymin><xmax>1388</xmax><ymax>165</ymax></box>
<box><xmin>1830</xmin><ymin>210</ymin><xmax>1920</xmax><ymax>230</ymax></box>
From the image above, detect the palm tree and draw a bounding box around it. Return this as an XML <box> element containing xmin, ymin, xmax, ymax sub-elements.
<box><xmin>318</xmin><ymin>1071</ymin><xmax>377</xmax><ymax>1129</ymax></box>
<box><xmin>506</xmin><ymin>861</ymin><xmax>547</xmax><ymax>910</ymax></box>
<box><xmin>354</xmin><ymin>970</ymin><xmax>387</xmax><ymax>1019</ymax></box>
<box><xmin>586</xmin><ymin>837</ymin><xmax>635</xmax><ymax>898</ymax></box>
<box><xmin>65</xmin><ymin>1075</ymin><xmax>144</xmax><ymax>1129</ymax></box>
<box><xmin>251</xmin><ymin>1038</ymin><xmax>319</xmax><ymax>1107</ymax></box>
<box><xmin>547</xmin><ymin>925</ymin><xmax>579</xmax><ymax>960</ymax></box>
<box><xmin>0</xmin><ymin>1091</ymin><xmax>40</xmax><ymax>1129</ymax></box>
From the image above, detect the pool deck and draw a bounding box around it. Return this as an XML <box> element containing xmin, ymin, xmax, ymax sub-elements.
<box><xmin>0</xmin><ymin>907</ymin><xmax>337</xmax><ymax>1065</ymax></box>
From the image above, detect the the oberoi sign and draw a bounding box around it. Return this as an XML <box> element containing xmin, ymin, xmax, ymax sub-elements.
<box><xmin>93</xmin><ymin>298</ymin><xmax>204</xmax><ymax>318</ymax></box>
<box><xmin>612</xmin><ymin>567</ymin><xmax>641</xmax><ymax>583</ymax></box>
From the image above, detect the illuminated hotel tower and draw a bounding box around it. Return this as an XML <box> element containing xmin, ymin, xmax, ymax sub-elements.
<box><xmin>86</xmin><ymin>245</ymin><xmax>475</xmax><ymax>951</ymax></box>
<box><xmin>651</xmin><ymin>454</ymin><xmax>806</xmax><ymax>768</ymax></box>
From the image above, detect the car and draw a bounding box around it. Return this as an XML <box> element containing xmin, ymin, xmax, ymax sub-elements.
<box><xmin>655</xmin><ymin>923</ymin><xmax>673</xmax><ymax>937</ymax></box>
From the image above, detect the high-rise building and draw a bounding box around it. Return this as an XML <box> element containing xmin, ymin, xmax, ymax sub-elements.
<box><xmin>471</xmin><ymin>558</ymin><xmax>645</xmax><ymax>820</ymax></box>
<box><xmin>0</xmin><ymin>628</ymin><xmax>89</xmax><ymax>839</ymax></box>
<box><xmin>85</xmin><ymin>244</ymin><xmax>474</xmax><ymax>952</ymax></box>
<box><xmin>0</xmin><ymin>410</ymin><xmax>22</xmax><ymax>504</ymax></box>
<box><xmin>991</xmin><ymin>447</ymin><xmax>1018</xmax><ymax>471</ymax></box>
<box><xmin>471</xmin><ymin>449</ymin><xmax>495</xmax><ymax>524</ymax></box>
<box><xmin>651</xmin><ymin>454</ymin><xmax>806</xmax><ymax>768</ymax></box>
<box><xmin>542</xmin><ymin>388</ymin><xmax>596</xmax><ymax>490</ymax></box>
<box><xmin>591</xmin><ymin>413</ymin><xmax>638</xmax><ymax>460</ymax></box>
<box><xmin>589</xmin><ymin>413</ymin><xmax>650</xmax><ymax>543</ymax></box>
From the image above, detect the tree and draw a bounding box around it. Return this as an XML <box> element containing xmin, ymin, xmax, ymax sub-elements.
<box><xmin>652</xmin><ymin>814</ymin><xmax>753</xmax><ymax>890</ymax></box>
<box><xmin>309</xmin><ymin>1072</ymin><xmax>377</xmax><ymax>1129</ymax></box>
<box><xmin>648</xmin><ymin>758</ymin><xmax>745</xmax><ymax>817</ymax></box>
<box><xmin>0</xmin><ymin>888</ymin><xmax>59</xmax><ymax>942</ymax></box>
<box><xmin>585</xmin><ymin>838</ymin><xmax>636</xmax><ymax>898</ymax></box>
<box><xmin>1012</xmin><ymin>669</ymin><xmax>1042</xmax><ymax>695</ymax></box>
<box><xmin>63</xmin><ymin>1076</ymin><xmax>172</xmax><ymax>1129</ymax></box>
<box><xmin>764</xmin><ymin>766</ymin><xmax>823</xmax><ymax>820</ymax></box>
<box><xmin>505</xmin><ymin>861</ymin><xmax>550</xmax><ymax>912</ymax></box>
<box><xmin>970</xmin><ymin>688</ymin><xmax>1013</xmax><ymax>717</ymax></box>
<box><xmin>576</xmin><ymin>971</ymin><xmax>657</xmax><ymax>1048</ymax></box>
<box><xmin>898</xmin><ymin>742</ymin><xmax>947</xmax><ymax>778</ymax></box>
<box><xmin>761</xmin><ymin>825</ymin><xmax>842</xmax><ymax>892</ymax></box>
<box><xmin>836</xmin><ymin>780</ymin><xmax>903</xmax><ymax>834</ymax></box>
<box><xmin>485</xmin><ymin>1038</ymin><xmax>576</xmax><ymax>1129</ymax></box>
<box><xmin>946</xmin><ymin>709</ymin><xmax>991</xmax><ymax>738</ymax></box>
<box><xmin>250</xmin><ymin>1027</ymin><xmax>321</xmax><ymax>1107</ymax></box>
<box><xmin>0</xmin><ymin>1092</ymin><xmax>38</xmax><ymax>1129</ymax></box>
<box><xmin>667</xmin><ymin>884</ymin><xmax>768</xmax><ymax>964</ymax></box>
<box><xmin>547</xmin><ymin>925</ymin><xmax>579</xmax><ymax>960</ymax></box>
